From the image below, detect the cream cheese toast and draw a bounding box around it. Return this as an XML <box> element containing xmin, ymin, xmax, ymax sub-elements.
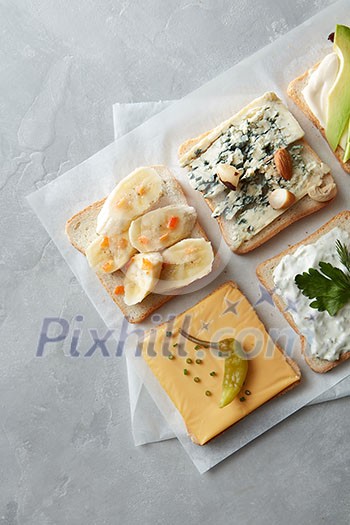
<box><xmin>257</xmin><ymin>211</ymin><xmax>350</xmax><ymax>373</ymax></box>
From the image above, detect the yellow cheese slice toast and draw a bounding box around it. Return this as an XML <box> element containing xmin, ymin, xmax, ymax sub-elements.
<box><xmin>141</xmin><ymin>281</ymin><xmax>300</xmax><ymax>445</ymax></box>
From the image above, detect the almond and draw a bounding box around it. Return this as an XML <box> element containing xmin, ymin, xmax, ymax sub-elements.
<box><xmin>274</xmin><ymin>148</ymin><xmax>293</xmax><ymax>180</ymax></box>
<box><xmin>269</xmin><ymin>188</ymin><xmax>296</xmax><ymax>210</ymax></box>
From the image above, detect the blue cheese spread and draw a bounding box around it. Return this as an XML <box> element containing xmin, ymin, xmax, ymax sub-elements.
<box><xmin>273</xmin><ymin>227</ymin><xmax>350</xmax><ymax>361</ymax></box>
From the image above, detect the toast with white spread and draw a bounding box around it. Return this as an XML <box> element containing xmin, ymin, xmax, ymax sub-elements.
<box><xmin>257</xmin><ymin>211</ymin><xmax>350</xmax><ymax>373</ymax></box>
<box><xmin>288</xmin><ymin>63</ymin><xmax>350</xmax><ymax>174</ymax></box>
<box><xmin>66</xmin><ymin>165</ymin><xmax>213</xmax><ymax>323</ymax></box>
<box><xmin>178</xmin><ymin>92</ymin><xmax>336</xmax><ymax>254</ymax></box>
<box><xmin>287</xmin><ymin>25</ymin><xmax>350</xmax><ymax>173</ymax></box>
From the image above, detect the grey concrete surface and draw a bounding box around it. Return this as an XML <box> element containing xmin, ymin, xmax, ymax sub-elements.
<box><xmin>1</xmin><ymin>0</ymin><xmax>350</xmax><ymax>524</ymax></box>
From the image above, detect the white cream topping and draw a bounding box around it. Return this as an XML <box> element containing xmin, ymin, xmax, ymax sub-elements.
<box><xmin>273</xmin><ymin>227</ymin><xmax>350</xmax><ymax>361</ymax></box>
<box><xmin>302</xmin><ymin>53</ymin><xmax>347</xmax><ymax>150</ymax></box>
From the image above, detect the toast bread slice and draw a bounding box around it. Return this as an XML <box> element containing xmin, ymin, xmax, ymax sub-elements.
<box><xmin>66</xmin><ymin>165</ymin><xmax>208</xmax><ymax>324</ymax></box>
<box><xmin>142</xmin><ymin>281</ymin><xmax>301</xmax><ymax>445</ymax></box>
<box><xmin>287</xmin><ymin>61</ymin><xmax>350</xmax><ymax>174</ymax></box>
<box><xmin>256</xmin><ymin>211</ymin><xmax>350</xmax><ymax>373</ymax></box>
<box><xmin>179</xmin><ymin>126</ymin><xmax>336</xmax><ymax>254</ymax></box>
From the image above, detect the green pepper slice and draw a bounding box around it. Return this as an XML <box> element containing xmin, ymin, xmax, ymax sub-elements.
<box><xmin>219</xmin><ymin>339</ymin><xmax>248</xmax><ymax>408</ymax></box>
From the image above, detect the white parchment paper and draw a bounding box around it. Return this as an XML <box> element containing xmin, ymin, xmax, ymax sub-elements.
<box><xmin>112</xmin><ymin>98</ymin><xmax>350</xmax><ymax>446</ymax></box>
<box><xmin>28</xmin><ymin>0</ymin><xmax>350</xmax><ymax>473</ymax></box>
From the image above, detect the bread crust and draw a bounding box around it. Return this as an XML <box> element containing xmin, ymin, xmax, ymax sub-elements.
<box><xmin>287</xmin><ymin>63</ymin><xmax>350</xmax><ymax>174</ymax></box>
<box><xmin>256</xmin><ymin>211</ymin><xmax>350</xmax><ymax>373</ymax></box>
<box><xmin>66</xmin><ymin>165</ymin><xmax>209</xmax><ymax>324</ymax></box>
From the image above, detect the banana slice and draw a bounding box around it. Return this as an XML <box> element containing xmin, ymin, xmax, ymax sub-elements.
<box><xmin>157</xmin><ymin>238</ymin><xmax>214</xmax><ymax>292</ymax></box>
<box><xmin>124</xmin><ymin>252</ymin><xmax>163</xmax><ymax>306</ymax></box>
<box><xmin>96</xmin><ymin>167</ymin><xmax>164</xmax><ymax>236</ymax></box>
<box><xmin>129</xmin><ymin>205</ymin><xmax>197</xmax><ymax>252</ymax></box>
<box><xmin>86</xmin><ymin>233</ymin><xmax>136</xmax><ymax>274</ymax></box>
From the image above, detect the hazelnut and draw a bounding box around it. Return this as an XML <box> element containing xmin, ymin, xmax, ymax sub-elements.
<box><xmin>269</xmin><ymin>188</ymin><xmax>296</xmax><ymax>210</ymax></box>
<box><xmin>216</xmin><ymin>164</ymin><xmax>241</xmax><ymax>191</ymax></box>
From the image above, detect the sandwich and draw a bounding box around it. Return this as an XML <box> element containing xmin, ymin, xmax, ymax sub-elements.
<box><xmin>141</xmin><ymin>281</ymin><xmax>301</xmax><ymax>445</ymax></box>
<box><xmin>257</xmin><ymin>211</ymin><xmax>350</xmax><ymax>373</ymax></box>
<box><xmin>66</xmin><ymin>165</ymin><xmax>214</xmax><ymax>323</ymax></box>
<box><xmin>178</xmin><ymin>92</ymin><xmax>336</xmax><ymax>254</ymax></box>
<box><xmin>288</xmin><ymin>24</ymin><xmax>350</xmax><ymax>173</ymax></box>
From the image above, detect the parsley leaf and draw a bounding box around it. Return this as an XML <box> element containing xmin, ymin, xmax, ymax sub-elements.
<box><xmin>294</xmin><ymin>240</ymin><xmax>350</xmax><ymax>317</ymax></box>
<box><xmin>336</xmin><ymin>239</ymin><xmax>350</xmax><ymax>272</ymax></box>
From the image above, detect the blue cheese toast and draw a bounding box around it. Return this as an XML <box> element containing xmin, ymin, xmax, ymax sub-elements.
<box><xmin>178</xmin><ymin>92</ymin><xmax>336</xmax><ymax>254</ymax></box>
